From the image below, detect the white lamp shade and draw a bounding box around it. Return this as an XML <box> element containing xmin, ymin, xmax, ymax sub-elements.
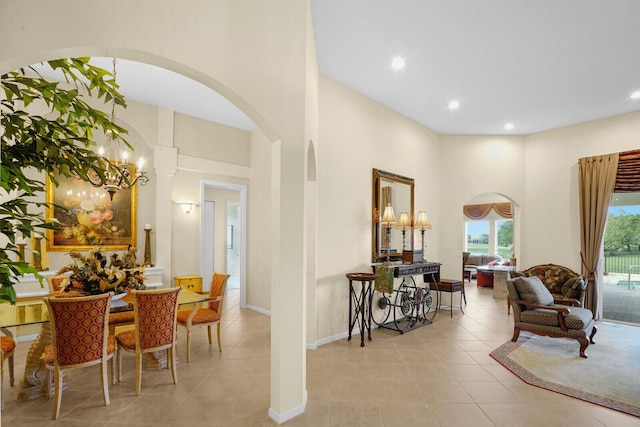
<box><xmin>381</xmin><ymin>203</ymin><xmax>396</xmax><ymax>225</ymax></box>
<box><xmin>397</xmin><ymin>211</ymin><xmax>411</xmax><ymax>229</ymax></box>
<box><xmin>415</xmin><ymin>210</ymin><xmax>432</xmax><ymax>229</ymax></box>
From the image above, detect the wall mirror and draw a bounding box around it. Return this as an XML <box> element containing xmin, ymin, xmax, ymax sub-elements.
<box><xmin>372</xmin><ymin>168</ymin><xmax>414</xmax><ymax>262</ymax></box>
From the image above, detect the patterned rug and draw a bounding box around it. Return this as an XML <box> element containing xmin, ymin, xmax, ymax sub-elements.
<box><xmin>490</xmin><ymin>322</ymin><xmax>640</xmax><ymax>418</ymax></box>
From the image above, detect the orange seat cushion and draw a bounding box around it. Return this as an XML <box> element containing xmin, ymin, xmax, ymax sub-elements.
<box><xmin>109</xmin><ymin>311</ymin><xmax>135</xmax><ymax>325</ymax></box>
<box><xmin>115</xmin><ymin>329</ymin><xmax>136</xmax><ymax>351</ymax></box>
<box><xmin>43</xmin><ymin>336</ymin><xmax>116</xmax><ymax>366</ymax></box>
<box><xmin>1</xmin><ymin>336</ymin><xmax>16</xmax><ymax>354</ymax></box>
<box><xmin>176</xmin><ymin>308</ymin><xmax>221</xmax><ymax>325</ymax></box>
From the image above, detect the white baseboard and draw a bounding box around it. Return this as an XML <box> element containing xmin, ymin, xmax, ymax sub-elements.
<box><xmin>268</xmin><ymin>390</ymin><xmax>307</xmax><ymax>424</ymax></box>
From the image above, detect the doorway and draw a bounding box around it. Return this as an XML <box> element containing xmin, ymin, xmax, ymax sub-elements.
<box><xmin>602</xmin><ymin>192</ymin><xmax>640</xmax><ymax>324</ymax></box>
<box><xmin>226</xmin><ymin>200</ymin><xmax>240</xmax><ymax>290</ymax></box>
<box><xmin>200</xmin><ymin>180</ymin><xmax>247</xmax><ymax>308</ymax></box>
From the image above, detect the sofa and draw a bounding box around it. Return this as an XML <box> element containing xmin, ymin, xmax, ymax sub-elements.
<box><xmin>464</xmin><ymin>253</ymin><xmax>502</xmax><ymax>281</ymax></box>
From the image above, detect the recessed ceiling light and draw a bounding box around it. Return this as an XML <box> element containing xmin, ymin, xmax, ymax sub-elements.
<box><xmin>631</xmin><ymin>91</ymin><xmax>640</xmax><ymax>99</ymax></box>
<box><xmin>391</xmin><ymin>56</ymin><xmax>405</xmax><ymax>70</ymax></box>
<box><xmin>448</xmin><ymin>100</ymin><xmax>460</xmax><ymax>110</ymax></box>
<box><xmin>504</xmin><ymin>122</ymin><xmax>514</xmax><ymax>130</ymax></box>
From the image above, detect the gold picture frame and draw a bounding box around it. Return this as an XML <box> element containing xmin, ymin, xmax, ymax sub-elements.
<box><xmin>45</xmin><ymin>169</ymin><xmax>138</xmax><ymax>251</ymax></box>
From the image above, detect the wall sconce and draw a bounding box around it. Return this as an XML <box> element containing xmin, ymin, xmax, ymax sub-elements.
<box><xmin>179</xmin><ymin>203</ymin><xmax>197</xmax><ymax>214</ymax></box>
<box><xmin>396</xmin><ymin>211</ymin><xmax>411</xmax><ymax>251</ymax></box>
<box><xmin>380</xmin><ymin>203</ymin><xmax>396</xmax><ymax>261</ymax></box>
<box><xmin>414</xmin><ymin>210</ymin><xmax>432</xmax><ymax>261</ymax></box>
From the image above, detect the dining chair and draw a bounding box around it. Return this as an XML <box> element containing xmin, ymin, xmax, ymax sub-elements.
<box><xmin>1</xmin><ymin>333</ymin><xmax>16</xmax><ymax>411</ymax></box>
<box><xmin>47</xmin><ymin>275</ymin><xmax>134</xmax><ymax>335</ymax></box>
<box><xmin>116</xmin><ymin>287</ymin><xmax>181</xmax><ymax>395</ymax></box>
<box><xmin>42</xmin><ymin>292</ymin><xmax>115</xmax><ymax>420</ymax></box>
<box><xmin>176</xmin><ymin>272</ymin><xmax>229</xmax><ymax>362</ymax></box>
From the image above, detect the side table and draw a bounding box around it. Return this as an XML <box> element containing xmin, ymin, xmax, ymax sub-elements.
<box><xmin>429</xmin><ymin>279</ymin><xmax>464</xmax><ymax>318</ymax></box>
<box><xmin>346</xmin><ymin>272</ymin><xmax>377</xmax><ymax>347</ymax></box>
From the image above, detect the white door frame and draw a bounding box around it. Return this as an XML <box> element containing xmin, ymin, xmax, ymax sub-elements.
<box><xmin>200</xmin><ymin>180</ymin><xmax>247</xmax><ymax>308</ymax></box>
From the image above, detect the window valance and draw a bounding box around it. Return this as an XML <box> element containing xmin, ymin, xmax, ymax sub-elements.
<box><xmin>463</xmin><ymin>202</ymin><xmax>513</xmax><ymax>220</ymax></box>
<box><xmin>614</xmin><ymin>149</ymin><xmax>640</xmax><ymax>193</ymax></box>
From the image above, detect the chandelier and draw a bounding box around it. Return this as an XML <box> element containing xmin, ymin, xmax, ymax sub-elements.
<box><xmin>83</xmin><ymin>58</ymin><xmax>149</xmax><ymax>200</ymax></box>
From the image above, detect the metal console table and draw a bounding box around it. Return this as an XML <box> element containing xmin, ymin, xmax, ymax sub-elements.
<box><xmin>371</xmin><ymin>262</ymin><xmax>441</xmax><ymax>333</ymax></box>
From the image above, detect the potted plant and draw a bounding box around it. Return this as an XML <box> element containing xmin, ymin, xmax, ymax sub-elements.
<box><xmin>1</xmin><ymin>58</ymin><xmax>130</xmax><ymax>304</ymax></box>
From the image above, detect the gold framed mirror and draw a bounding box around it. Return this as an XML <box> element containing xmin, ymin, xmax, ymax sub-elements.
<box><xmin>372</xmin><ymin>168</ymin><xmax>414</xmax><ymax>262</ymax></box>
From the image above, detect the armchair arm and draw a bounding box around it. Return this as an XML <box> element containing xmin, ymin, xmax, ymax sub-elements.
<box><xmin>514</xmin><ymin>299</ymin><xmax>570</xmax><ymax>313</ymax></box>
<box><xmin>553</xmin><ymin>297</ymin><xmax>580</xmax><ymax>306</ymax></box>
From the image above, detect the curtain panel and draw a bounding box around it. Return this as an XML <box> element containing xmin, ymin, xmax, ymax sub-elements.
<box><xmin>578</xmin><ymin>153</ymin><xmax>619</xmax><ymax>317</ymax></box>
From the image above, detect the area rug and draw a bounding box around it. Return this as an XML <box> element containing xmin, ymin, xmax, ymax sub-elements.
<box><xmin>490</xmin><ymin>322</ymin><xmax>640</xmax><ymax>418</ymax></box>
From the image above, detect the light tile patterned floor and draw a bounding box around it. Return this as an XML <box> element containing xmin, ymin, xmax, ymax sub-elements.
<box><xmin>2</xmin><ymin>282</ymin><xmax>640</xmax><ymax>426</ymax></box>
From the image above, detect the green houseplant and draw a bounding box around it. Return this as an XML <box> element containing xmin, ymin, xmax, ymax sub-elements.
<box><xmin>1</xmin><ymin>57</ymin><xmax>129</xmax><ymax>303</ymax></box>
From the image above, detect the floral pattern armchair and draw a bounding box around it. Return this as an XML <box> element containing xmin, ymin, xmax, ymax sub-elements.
<box><xmin>513</xmin><ymin>263</ymin><xmax>587</xmax><ymax>307</ymax></box>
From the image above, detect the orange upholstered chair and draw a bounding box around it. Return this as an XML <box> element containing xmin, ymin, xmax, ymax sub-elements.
<box><xmin>42</xmin><ymin>292</ymin><xmax>115</xmax><ymax>420</ymax></box>
<box><xmin>116</xmin><ymin>287</ymin><xmax>181</xmax><ymax>395</ymax></box>
<box><xmin>176</xmin><ymin>272</ymin><xmax>229</xmax><ymax>362</ymax></box>
<box><xmin>47</xmin><ymin>275</ymin><xmax>134</xmax><ymax>335</ymax></box>
<box><xmin>1</xmin><ymin>334</ymin><xmax>16</xmax><ymax>411</ymax></box>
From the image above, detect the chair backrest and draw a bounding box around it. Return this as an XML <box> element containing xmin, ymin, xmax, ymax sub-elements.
<box><xmin>44</xmin><ymin>292</ymin><xmax>112</xmax><ymax>367</ymax></box>
<box><xmin>208</xmin><ymin>273</ymin><xmax>230</xmax><ymax>312</ymax></box>
<box><xmin>462</xmin><ymin>252</ymin><xmax>470</xmax><ymax>275</ymax></box>
<box><xmin>506</xmin><ymin>280</ymin><xmax>524</xmax><ymax>319</ymax></box>
<box><xmin>132</xmin><ymin>287</ymin><xmax>181</xmax><ymax>352</ymax></box>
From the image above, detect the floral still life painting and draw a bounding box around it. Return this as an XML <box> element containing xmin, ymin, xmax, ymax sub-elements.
<box><xmin>46</xmin><ymin>172</ymin><xmax>137</xmax><ymax>251</ymax></box>
<box><xmin>55</xmin><ymin>247</ymin><xmax>145</xmax><ymax>295</ymax></box>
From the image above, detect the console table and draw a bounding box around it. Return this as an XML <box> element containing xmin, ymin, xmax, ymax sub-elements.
<box><xmin>371</xmin><ymin>262</ymin><xmax>441</xmax><ymax>333</ymax></box>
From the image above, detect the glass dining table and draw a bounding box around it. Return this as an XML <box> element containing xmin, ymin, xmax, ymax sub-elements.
<box><xmin>0</xmin><ymin>288</ymin><xmax>208</xmax><ymax>402</ymax></box>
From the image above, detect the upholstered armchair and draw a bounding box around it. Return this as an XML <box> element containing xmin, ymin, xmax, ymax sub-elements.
<box><xmin>513</xmin><ymin>263</ymin><xmax>587</xmax><ymax>305</ymax></box>
<box><xmin>507</xmin><ymin>276</ymin><xmax>597</xmax><ymax>358</ymax></box>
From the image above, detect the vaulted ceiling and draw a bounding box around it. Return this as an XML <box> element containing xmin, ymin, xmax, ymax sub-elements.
<box><xmin>33</xmin><ymin>1</ymin><xmax>640</xmax><ymax>136</ymax></box>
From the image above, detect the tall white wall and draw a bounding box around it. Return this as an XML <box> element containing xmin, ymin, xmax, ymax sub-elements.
<box><xmin>1</xmin><ymin>0</ymin><xmax>313</xmax><ymax>419</ymax></box>
<box><xmin>316</xmin><ymin>75</ymin><xmax>441</xmax><ymax>342</ymax></box>
<box><xmin>523</xmin><ymin>111</ymin><xmax>640</xmax><ymax>270</ymax></box>
<box><xmin>438</xmin><ymin>135</ymin><xmax>527</xmax><ymax>276</ymax></box>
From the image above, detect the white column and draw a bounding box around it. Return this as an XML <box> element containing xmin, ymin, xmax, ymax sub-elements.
<box><xmin>154</xmin><ymin>109</ymin><xmax>177</xmax><ymax>286</ymax></box>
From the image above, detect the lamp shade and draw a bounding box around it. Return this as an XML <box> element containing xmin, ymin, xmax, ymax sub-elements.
<box><xmin>415</xmin><ymin>210</ymin><xmax>432</xmax><ymax>230</ymax></box>
<box><xmin>381</xmin><ymin>203</ymin><xmax>396</xmax><ymax>226</ymax></box>
<box><xmin>397</xmin><ymin>212</ymin><xmax>411</xmax><ymax>229</ymax></box>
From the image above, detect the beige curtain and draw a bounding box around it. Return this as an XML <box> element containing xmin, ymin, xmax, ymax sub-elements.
<box><xmin>578</xmin><ymin>153</ymin><xmax>618</xmax><ymax>316</ymax></box>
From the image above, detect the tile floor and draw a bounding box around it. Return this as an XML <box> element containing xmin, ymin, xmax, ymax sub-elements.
<box><xmin>2</xmin><ymin>281</ymin><xmax>640</xmax><ymax>426</ymax></box>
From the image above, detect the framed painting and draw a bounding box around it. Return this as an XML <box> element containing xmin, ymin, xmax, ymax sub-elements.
<box><xmin>46</xmin><ymin>170</ymin><xmax>138</xmax><ymax>251</ymax></box>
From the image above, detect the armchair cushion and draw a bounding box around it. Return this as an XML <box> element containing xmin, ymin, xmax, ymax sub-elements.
<box><xmin>520</xmin><ymin>306</ymin><xmax>592</xmax><ymax>329</ymax></box>
<box><xmin>514</xmin><ymin>276</ymin><xmax>554</xmax><ymax>306</ymax></box>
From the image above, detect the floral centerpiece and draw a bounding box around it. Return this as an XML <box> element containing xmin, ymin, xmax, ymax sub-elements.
<box><xmin>55</xmin><ymin>247</ymin><xmax>146</xmax><ymax>295</ymax></box>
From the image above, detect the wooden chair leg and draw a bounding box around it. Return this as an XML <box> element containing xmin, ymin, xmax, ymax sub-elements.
<box><xmin>135</xmin><ymin>353</ymin><xmax>142</xmax><ymax>396</ymax></box>
<box><xmin>8</xmin><ymin>354</ymin><xmax>14</xmax><ymax>386</ymax></box>
<box><xmin>170</xmin><ymin>346</ymin><xmax>178</xmax><ymax>385</ymax></box>
<box><xmin>216</xmin><ymin>323</ymin><xmax>222</xmax><ymax>352</ymax></box>
<box><xmin>186</xmin><ymin>329</ymin><xmax>192</xmax><ymax>363</ymax></box>
<box><xmin>207</xmin><ymin>325</ymin><xmax>213</xmax><ymax>345</ymax></box>
<box><xmin>461</xmin><ymin>282</ymin><xmax>467</xmax><ymax>305</ymax></box>
<box><xmin>52</xmin><ymin>368</ymin><xmax>63</xmax><ymax>420</ymax></box>
<box><xmin>117</xmin><ymin>349</ymin><xmax>123</xmax><ymax>382</ymax></box>
<box><xmin>511</xmin><ymin>327</ymin><xmax>521</xmax><ymax>342</ymax></box>
<box><xmin>100</xmin><ymin>361</ymin><xmax>110</xmax><ymax>406</ymax></box>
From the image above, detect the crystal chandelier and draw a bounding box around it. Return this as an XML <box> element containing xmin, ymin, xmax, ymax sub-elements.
<box><xmin>83</xmin><ymin>58</ymin><xmax>149</xmax><ymax>200</ymax></box>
